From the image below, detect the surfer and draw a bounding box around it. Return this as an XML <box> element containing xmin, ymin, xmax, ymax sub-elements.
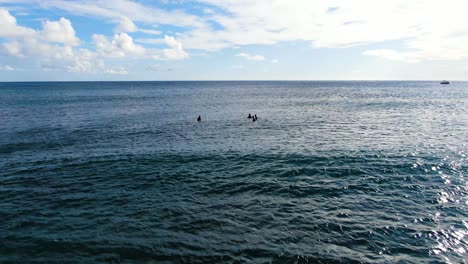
<box><xmin>248</xmin><ymin>113</ymin><xmax>252</xmax><ymax>118</ymax></box>
<box><xmin>197</xmin><ymin>115</ymin><xmax>201</xmax><ymax>122</ymax></box>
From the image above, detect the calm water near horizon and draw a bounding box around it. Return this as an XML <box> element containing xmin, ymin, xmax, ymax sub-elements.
<box><xmin>0</xmin><ymin>81</ymin><xmax>467</xmax><ymax>263</ymax></box>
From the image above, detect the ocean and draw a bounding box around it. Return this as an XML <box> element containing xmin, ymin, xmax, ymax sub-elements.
<box><xmin>0</xmin><ymin>81</ymin><xmax>467</xmax><ymax>263</ymax></box>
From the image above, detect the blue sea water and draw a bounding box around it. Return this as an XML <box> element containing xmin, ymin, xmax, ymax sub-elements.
<box><xmin>0</xmin><ymin>81</ymin><xmax>467</xmax><ymax>263</ymax></box>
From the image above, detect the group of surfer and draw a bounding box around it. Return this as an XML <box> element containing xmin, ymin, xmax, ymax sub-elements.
<box><xmin>197</xmin><ymin>114</ymin><xmax>258</xmax><ymax>122</ymax></box>
<box><xmin>247</xmin><ymin>113</ymin><xmax>258</xmax><ymax>122</ymax></box>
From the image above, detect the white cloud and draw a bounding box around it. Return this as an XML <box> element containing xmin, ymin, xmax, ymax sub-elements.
<box><xmin>67</xmin><ymin>49</ymin><xmax>104</xmax><ymax>73</ymax></box>
<box><xmin>0</xmin><ymin>8</ymin><xmax>35</xmax><ymax>38</ymax></box>
<box><xmin>3</xmin><ymin>0</ymin><xmax>468</xmax><ymax>67</ymax></box>
<box><xmin>4</xmin><ymin>38</ymin><xmax>70</xmax><ymax>60</ymax></box>
<box><xmin>4</xmin><ymin>38</ymin><xmax>102</xmax><ymax>73</ymax></box>
<box><xmin>93</xmin><ymin>33</ymin><xmax>188</xmax><ymax>60</ymax></box>
<box><xmin>41</xmin><ymin>17</ymin><xmax>79</xmax><ymax>46</ymax></box>
<box><xmin>0</xmin><ymin>8</ymin><xmax>99</xmax><ymax>73</ymax></box>
<box><xmin>236</xmin><ymin>52</ymin><xmax>265</xmax><ymax>61</ymax></box>
<box><xmin>0</xmin><ymin>65</ymin><xmax>15</xmax><ymax>71</ymax></box>
<box><xmin>93</xmin><ymin>33</ymin><xmax>145</xmax><ymax>58</ymax></box>
<box><xmin>6</xmin><ymin>0</ymin><xmax>468</xmax><ymax>61</ymax></box>
<box><xmin>139</xmin><ymin>28</ymin><xmax>161</xmax><ymax>35</ymax></box>
<box><xmin>176</xmin><ymin>0</ymin><xmax>468</xmax><ymax>62</ymax></box>
<box><xmin>1</xmin><ymin>7</ymin><xmax>189</xmax><ymax>70</ymax></box>
<box><xmin>0</xmin><ymin>8</ymin><xmax>103</xmax><ymax>73</ymax></box>
<box><xmin>0</xmin><ymin>8</ymin><xmax>158</xmax><ymax>76</ymax></box>
<box><xmin>364</xmin><ymin>31</ymin><xmax>468</xmax><ymax>63</ymax></box>
<box><xmin>2</xmin><ymin>41</ymin><xmax>24</xmax><ymax>57</ymax></box>
<box><xmin>1</xmin><ymin>9</ymin><xmax>79</xmax><ymax>46</ymax></box>
<box><xmin>187</xmin><ymin>0</ymin><xmax>417</xmax><ymax>49</ymax></box>
<box><xmin>160</xmin><ymin>35</ymin><xmax>189</xmax><ymax>60</ymax></box>
<box><xmin>106</xmin><ymin>67</ymin><xmax>128</xmax><ymax>75</ymax></box>
<box><xmin>271</xmin><ymin>59</ymin><xmax>279</xmax><ymax>63</ymax></box>
<box><xmin>115</xmin><ymin>16</ymin><xmax>138</xmax><ymax>33</ymax></box>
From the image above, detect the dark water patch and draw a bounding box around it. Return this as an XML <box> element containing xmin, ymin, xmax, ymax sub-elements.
<box><xmin>0</xmin><ymin>141</ymin><xmax>71</xmax><ymax>155</ymax></box>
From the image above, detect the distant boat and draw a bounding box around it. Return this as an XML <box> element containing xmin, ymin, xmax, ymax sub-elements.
<box><xmin>440</xmin><ymin>80</ymin><xmax>450</xmax><ymax>84</ymax></box>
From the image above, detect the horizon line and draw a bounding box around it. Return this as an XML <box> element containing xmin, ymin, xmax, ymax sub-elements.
<box><xmin>0</xmin><ymin>79</ymin><xmax>465</xmax><ymax>83</ymax></box>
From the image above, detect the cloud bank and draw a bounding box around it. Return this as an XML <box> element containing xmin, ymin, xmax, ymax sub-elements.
<box><xmin>1</xmin><ymin>0</ymin><xmax>468</xmax><ymax>77</ymax></box>
<box><xmin>0</xmin><ymin>5</ymin><xmax>189</xmax><ymax>74</ymax></box>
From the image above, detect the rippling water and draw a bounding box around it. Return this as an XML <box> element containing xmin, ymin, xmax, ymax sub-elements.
<box><xmin>0</xmin><ymin>81</ymin><xmax>467</xmax><ymax>263</ymax></box>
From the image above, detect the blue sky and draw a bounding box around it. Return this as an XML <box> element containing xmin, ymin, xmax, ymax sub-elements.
<box><xmin>0</xmin><ymin>0</ymin><xmax>468</xmax><ymax>81</ymax></box>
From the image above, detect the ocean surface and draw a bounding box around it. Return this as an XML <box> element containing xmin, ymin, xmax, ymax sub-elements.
<box><xmin>0</xmin><ymin>81</ymin><xmax>467</xmax><ymax>263</ymax></box>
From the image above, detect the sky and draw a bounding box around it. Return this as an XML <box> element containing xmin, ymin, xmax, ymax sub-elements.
<box><xmin>1</xmin><ymin>0</ymin><xmax>468</xmax><ymax>81</ymax></box>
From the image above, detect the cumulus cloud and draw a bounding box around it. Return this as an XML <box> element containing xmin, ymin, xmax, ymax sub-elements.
<box><xmin>67</xmin><ymin>49</ymin><xmax>104</xmax><ymax>73</ymax></box>
<box><xmin>92</xmin><ymin>33</ymin><xmax>188</xmax><ymax>61</ymax></box>
<box><xmin>4</xmin><ymin>38</ymin><xmax>69</xmax><ymax>60</ymax></box>
<box><xmin>93</xmin><ymin>33</ymin><xmax>145</xmax><ymax>57</ymax></box>
<box><xmin>41</xmin><ymin>17</ymin><xmax>79</xmax><ymax>46</ymax></box>
<box><xmin>0</xmin><ymin>7</ymin><xmax>160</xmax><ymax>76</ymax></box>
<box><xmin>0</xmin><ymin>7</ymin><xmax>95</xmax><ymax>73</ymax></box>
<box><xmin>1</xmin><ymin>6</ymin><xmax>190</xmax><ymax>74</ymax></box>
<box><xmin>160</xmin><ymin>35</ymin><xmax>189</xmax><ymax>60</ymax></box>
<box><xmin>236</xmin><ymin>53</ymin><xmax>265</xmax><ymax>61</ymax></box>
<box><xmin>3</xmin><ymin>0</ymin><xmax>468</xmax><ymax>68</ymax></box>
<box><xmin>5</xmin><ymin>42</ymin><xmax>101</xmax><ymax>73</ymax></box>
<box><xmin>0</xmin><ymin>8</ymin><xmax>36</xmax><ymax>38</ymax></box>
<box><xmin>0</xmin><ymin>9</ymin><xmax>104</xmax><ymax>73</ymax></box>
<box><xmin>0</xmin><ymin>8</ymin><xmax>80</xmax><ymax>45</ymax></box>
